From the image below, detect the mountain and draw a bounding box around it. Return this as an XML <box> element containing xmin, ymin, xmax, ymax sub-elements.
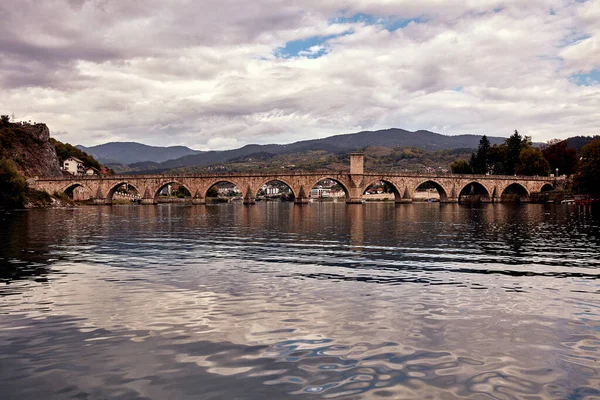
<box><xmin>94</xmin><ymin>128</ymin><xmax>509</xmax><ymax>174</ymax></box>
<box><xmin>76</xmin><ymin>142</ymin><xmax>200</xmax><ymax>164</ymax></box>
<box><xmin>279</xmin><ymin>128</ymin><xmax>507</xmax><ymax>152</ymax></box>
<box><xmin>564</xmin><ymin>136</ymin><xmax>600</xmax><ymax>153</ymax></box>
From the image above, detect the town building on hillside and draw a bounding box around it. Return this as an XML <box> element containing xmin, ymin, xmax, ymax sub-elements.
<box><xmin>310</xmin><ymin>187</ymin><xmax>331</xmax><ymax>198</ymax></box>
<box><xmin>62</xmin><ymin>157</ymin><xmax>86</xmax><ymax>175</ymax></box>
<box><xmin>85</xmin><ymin>166</ymin><xmax>100</xmax><ymax>175</ymax></box>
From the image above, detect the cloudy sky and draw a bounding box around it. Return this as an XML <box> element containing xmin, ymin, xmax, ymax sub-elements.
<box><xmin>0</xmin><ymin>0</ymin><xmax>598</xmax><ymax>150</ymax></box>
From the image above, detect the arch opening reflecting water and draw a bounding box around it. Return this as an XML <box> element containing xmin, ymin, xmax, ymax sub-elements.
<box><xmin>458</xmin><ymin>182</ymin><xmax>491</xmax><ymax>203</ymax></box>
<box><xmin>502</xmin><ymin>183</ymin><xmax>530</xmax><ymax>203</ymax></box>
<box><xmin>154</xmin><ymin>182</ymin><xmax>192</xmax><ymax>203</ymax></box>
<box><xmin>363</xmin><ymin>180</ymin><xmax>401</xmax><ymax>202</ymax></box>
<box><xmin>63</xmin><ymin>183</ymin><xmax>92</xmax><ymax>201</ymax></box>
<box><xmin>205</xmin><ymin>181</ymin><xmax>243</xmax><ymax>203</ymax></box>
<box><xmin>309</xmin><ymin>178</ymin><xmax>348</xmax><ymax>202</ymax></box>
<box><xmin>256</xmin><ymin>180</ymin><xmax>295</xmax><ymax>202</ymax></box>
<box><xmin>107</xmin><ymin>182</ymin><xmax>142</xmax><ymax>204</ymax></box>
<box><xmin>414</xmin><ymin>180</ymin><xmax>447</xmax><ymax>202</ymax></box>
<box><xmin>540</xmin><ymin>183</ymin><xmax>554</xmax><ymax>192</ymax></box>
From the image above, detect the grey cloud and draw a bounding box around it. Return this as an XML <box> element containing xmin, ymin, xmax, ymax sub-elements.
<box><xmin>0</xmin><ymin>0</ymin><xmax>598</xmax><ymax>148</ymax></box>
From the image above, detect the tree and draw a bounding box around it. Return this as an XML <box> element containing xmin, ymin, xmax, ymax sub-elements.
<box><xmin>49</xmin><ymin>138</ymin><xmax>102</xmax><ymax>171</ymax></box>
<box><xmin>1</xmin><ymin>115</ymin><xmax>10</xmax><ymax>126</ymax></box>
<box><xmin>504</xmin><ymin>130</ymin><xmax>525</xmax><ymax>175</ymax></box>
<box><xmin>515</xmin><ymin>147</ymin><xmax>550</xmax><ymax>176</ymax></box>
<box><xmin>475</xmin><ymin>135</ymin><xmax>491</xmax><ymax>173</ymax></box>
<box><xmin>451</xmin><ymin>159</ymin><xmax>472</xmax><ymax>174</ymax></box>
<box><xmin>573</xmin><ymin>138</ymin><xmax>600</xmax><ymax>195</ymax></box>
<box><xmin>487</xmin><ymin>144</ymin><xmax>506</xmax><ymax>174</ymax></box>
<box><xmin>541</xmin><ymin>139</ymin><xmax>578</xmax><ymax>176</ymax></box>
<box><xmin>0</xmin><ymin>158</ymin><xmax>28</xmax><ymax>208</ymax></box>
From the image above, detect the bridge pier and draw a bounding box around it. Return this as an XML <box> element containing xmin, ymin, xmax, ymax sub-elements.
<box><xmin>294</xmin><ymin>198</ymin><xmax>309</xmax><ymax>205</ymax></box>
<box><xmin>396</xmin><ymin>198</ymin><xmax>413</xmax><ymax>204</ymax></box>
<box><xmin>192</xmin><ymin>198</ymin><xmax>206</xmax><ymax>205</ymax></box>
<box><xmin>140</xmin><ymin>198</ymin><xmax>157</xmax><ymax>205</ymax></box>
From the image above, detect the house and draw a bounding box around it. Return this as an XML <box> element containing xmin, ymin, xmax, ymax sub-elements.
<box><xmin>85</xmin><ymin>166</ymin><xmax>100</xmax><ymax>175</ymax></box>
<box><xmin>63</xmin><ymin>157</ymin><xmax>85</xmax><ymax>175</ymax></box>
<box><xmin>310</xmin><ymin>187</ymin><xmax>331</xmax><ymax>198</ymax></box>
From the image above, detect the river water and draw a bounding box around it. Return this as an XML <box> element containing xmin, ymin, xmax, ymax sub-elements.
<box><xmin>0</xmin><ymin>203</ymin><xmax>599</xmax><ymax>399</ymax></box>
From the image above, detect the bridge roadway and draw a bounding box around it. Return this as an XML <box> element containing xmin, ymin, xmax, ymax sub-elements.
<box><xmin>33</xmin><ymin>155</ymin><xmax>561</xmax><ymax>205</ymax></box>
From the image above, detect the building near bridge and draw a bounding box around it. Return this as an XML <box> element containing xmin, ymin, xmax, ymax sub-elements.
<box><xmin>62</xmin><ymin>157</ymin><xmax>86</xmax><ymax>175</ymax></box>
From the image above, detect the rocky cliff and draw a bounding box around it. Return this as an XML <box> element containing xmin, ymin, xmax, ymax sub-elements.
<box><xmin>0</xmin><ymin>122</ymin><xmax>63</xmax><ymax>178</ymax></box>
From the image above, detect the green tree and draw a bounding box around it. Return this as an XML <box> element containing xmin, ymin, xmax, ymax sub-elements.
<box><xmin>470</xmin><ymin>135</ymin><xmax>491</xmax><ymax>174</ymax></box>
<box><xmin>49</xmin><ymin>138</ymin><xmax>102</xmax><ymax>171</ymax></box>
<box><xmin>1</xmin><ymin>115</ymin><xmax>10</xmax><ymax>126</ymax></box>
<box><xmin>541</xmin><ymin>139</ymin><xmax>578</xmax><ymax>176</ymax></box>
<box><xmin>504</xmin><ymin>130</ymin><xmax>525</xmax><ymax>175</ymax></box>
<box><xmin>573</xmin><ymin>138</ymin><xmax>600</xmax><ymax>195</ymax></box>
<box><xmin>0</xmin><ymin>158</ymin><xmax>28</xmax><ymax>208</ymax></box>
<box><xmin>515</xmin><ymin>147</ymin><xmax>550</xmax><ymax>175</ymax></box>
<box><xmin>451</xmin><ymin>159</ymin><xmax>472</xmax><ymax>174</ymax></box>
<box><xmin>487</xmin><ymin>144</ymin><xmax>506</xmax><ymax>174</ymax></box>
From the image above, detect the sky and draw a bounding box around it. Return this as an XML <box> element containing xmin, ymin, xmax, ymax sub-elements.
<box><xmin>0</xmin><ymin>0</ymin><xmax>599</xmax><ymax>150</ymax></box>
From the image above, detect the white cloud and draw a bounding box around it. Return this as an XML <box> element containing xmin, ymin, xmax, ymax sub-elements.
<box><xmin>0</xmin><ymin>0</ymin><xmax>598</xmax><ymax>149</ymax></box>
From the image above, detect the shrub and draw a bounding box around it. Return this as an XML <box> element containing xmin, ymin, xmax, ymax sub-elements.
<box><xmin>0</xmin><ymin>158</ymin><xmax>27</xmax><ymax>208</ymax></box>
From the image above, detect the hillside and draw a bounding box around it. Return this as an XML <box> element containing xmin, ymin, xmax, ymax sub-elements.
<box><xmin>565</xmin><ymin>136</ymin><xmax>600</xmax><ymax>153</ymax></box>
<box><xmin>95</xmin><ymin>128</ymin><xmax>508</xmax><ymax>174</ymax></box>
<box><xmin>0</xmin><ymin>120</ymin><xmax>62</xmax><ymax>178</ymax></box>
<box><xmin>168</xmin><ymin>146</ymin><xmax>475</xmax><ymax>175</ymax></box>
<box><xmin>77</xmin><ymin>142</ymin><xmax>200</xmax><ymax>164</ymax></box>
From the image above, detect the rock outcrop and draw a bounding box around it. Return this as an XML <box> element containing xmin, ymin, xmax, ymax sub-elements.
<box><xmin>0</xmin><ymin>122</ymin><xmax>63</xmax><ymax>178</ymax></box>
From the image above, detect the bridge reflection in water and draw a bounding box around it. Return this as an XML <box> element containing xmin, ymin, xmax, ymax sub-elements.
<box><xmin>34</xmin><ymin>154</ymin><xmax>561</xmax><ymax>205</ymax></box>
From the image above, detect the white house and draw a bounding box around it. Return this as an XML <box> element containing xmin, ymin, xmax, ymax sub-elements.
<box><xmin>85</xmin><ymin>166</ymin><xmax>99</xmax><ymax>175</ymax></box>
<box><xmin>310</xmin><ymin>187</ymin><xmax>331</xmax><ymax>198</ymax></box>
<box><xmin>63</xmin><ymin>157</ymin><xmax>85</xmax><ymax>175</ymax></box>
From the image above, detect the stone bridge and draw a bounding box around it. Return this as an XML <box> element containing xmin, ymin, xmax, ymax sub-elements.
<box><xmin>33</xmin><ymin>154</ymin><xmax>562</xmax><ymax>205</ymax></box>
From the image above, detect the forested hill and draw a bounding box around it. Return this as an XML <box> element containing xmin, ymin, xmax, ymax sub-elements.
<box><xmin>83</xmin><ymin>128</ymin><xmax>508</xmax><ymax>173</ymax></box>
<box><xmin>77</xmin><ymin>142</ymin><xmax>200</xmax><ymax>164</ymax></box>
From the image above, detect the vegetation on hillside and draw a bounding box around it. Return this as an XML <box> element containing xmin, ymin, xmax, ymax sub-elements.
<box><xmin>452</xmin><ymin>131</ymin><xmax>553</xmax><ymax>176</ymax></box>
<box><xmin>573</xmin><ymin>138</ymin><xmax>600</xmax><ymax>195</ymax></box>
<box><xmin>50</xmin><ymin>138</ymin><xmax>102</xmax><ymax>170</ymax></box>
<box><xmin>0</xmin><ymin>116</ymin><xmax>45</xmax><ymax>160</ymax></box>
<box><xmin>0</xmin><ymin>158</ymin><xmax>28</xmax><ymax>208</ymax></box>
<box><xmin>167</xmin><ymin>146</ymin><xmax>474</xmax><ymax>175</ymax></box>
<box><xmin>450</xmin><ymin>131</ymin><xmax>600</xmax><ymax>195</ymax></box>
<box><xmin>541</xmin><ymin>139</ymin><xmax>579</xmax><ymax>176</ymax></box>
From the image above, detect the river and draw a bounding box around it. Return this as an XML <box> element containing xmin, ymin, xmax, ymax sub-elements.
<box><xmin>0</xmin><ymin>202</ymin><xmax>599</xmax><ymax>399</ymax></box>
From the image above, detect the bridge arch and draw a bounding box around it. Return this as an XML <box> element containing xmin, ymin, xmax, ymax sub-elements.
<box><xmin>308</xmin><ymin>176</ymin><xmax>350</xmax><ymax>201</ymax></box>
<box><xmin>106</xmin><ymin>181</ymin><xmax>142</xmax><ymax>204</ymax></box>
<box><xmin>254</xmin><ymin>178</ymin><xmax>297</xmax><ymax>201</ymax></box>
<box><xmin>61</xmin><ymin>182</ymin><xmax>92</xmax><ymax>201</ymax></box>
<box><xmin>458</xmin><ymin>181</ymin><xmax>491</xmax><ymax>203</ymax></box>
<box><xmin>540</xmin><ymin>183</ymin><xmax>554</xmax><ymax>192</ymax></box>
<box><xmin>412</xmin><ymin>179</ymin><xmax>449</xmax><ymax>202</ymax></box>
<box><xmin>152</xmin><ymin>181</ymin><xmax>193</xmax><ymax>202</ymax></box>
<box><xmin>501</xmin><ymin>183</ymin><xmax>530</xmax><ymax>202</ymax></box>
<box><xmin>362</xmin><ymin>178</ymin><xmax>402</xmax><ymax>202</ymax></box>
